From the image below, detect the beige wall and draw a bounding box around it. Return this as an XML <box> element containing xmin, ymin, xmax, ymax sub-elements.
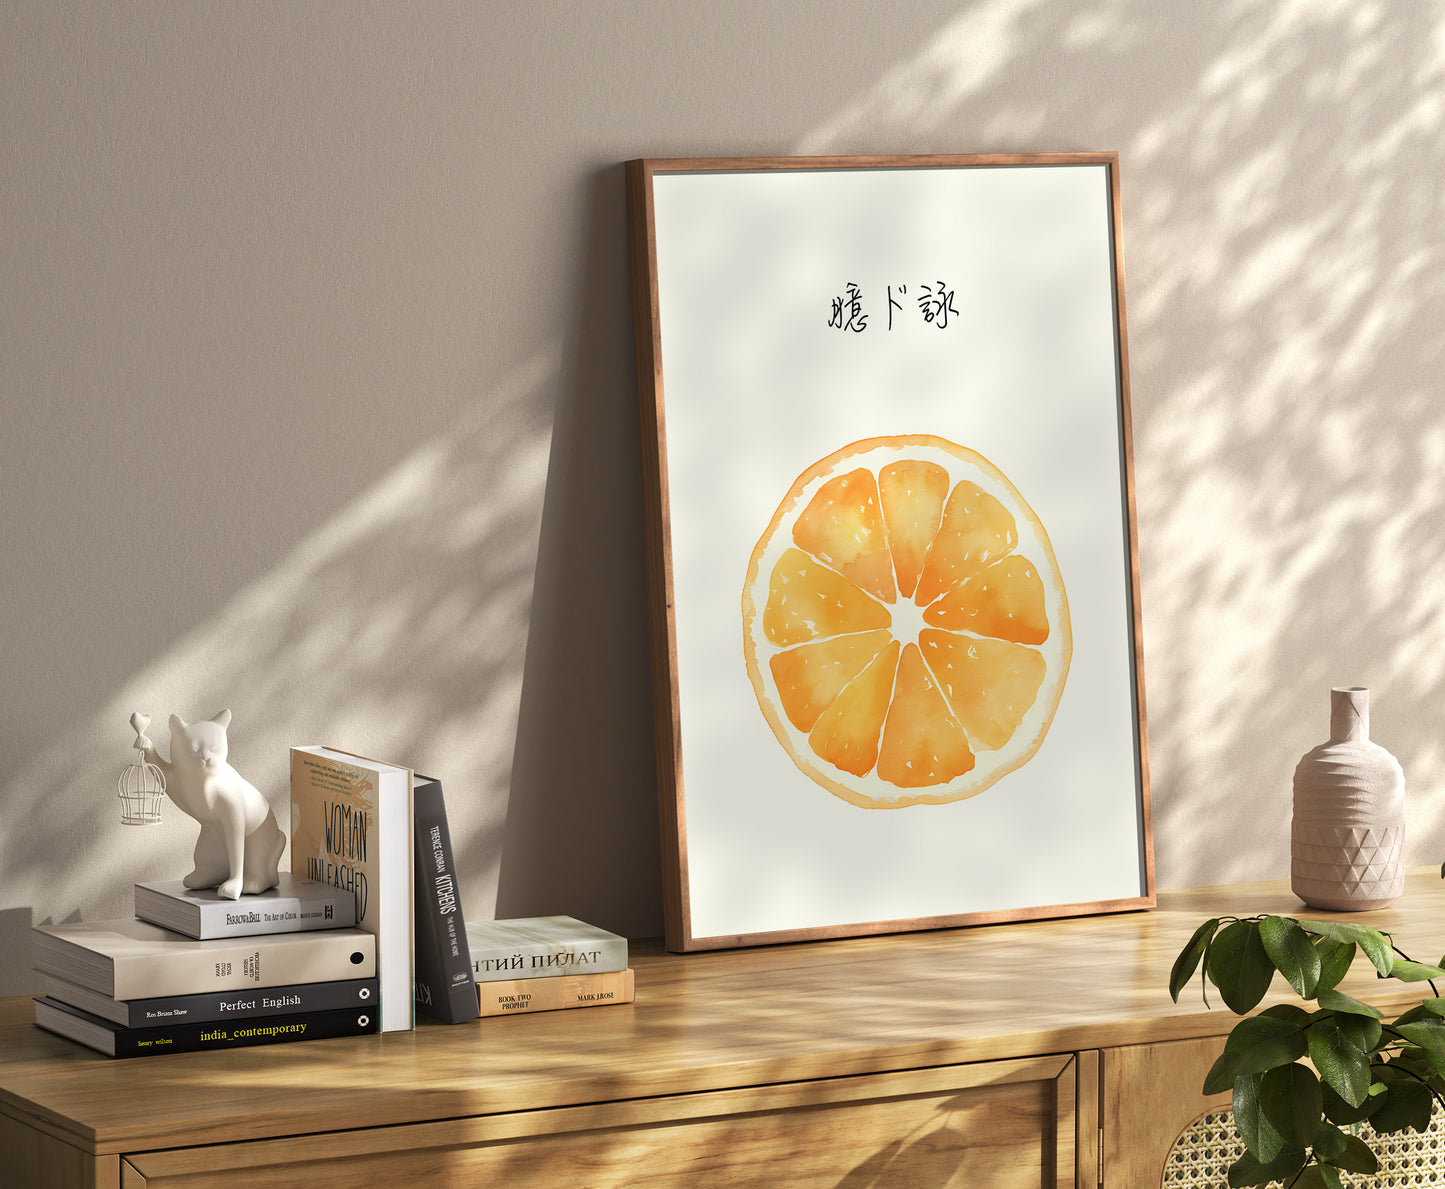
<box><xmin>4</xmin><ymin>2</ymin><xmax>1445</xmax><ymax>996</ymax></box>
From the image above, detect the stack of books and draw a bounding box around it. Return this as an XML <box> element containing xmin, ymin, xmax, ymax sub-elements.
<box><xmin>31</xmin><ymin>874</ymin><xmax>379</xmax><ymax>1058</ymax></box>
<box><xmin>468</xmin><ymin>915</ymin><xmax>634</xmax><ymax>1017</ymax></box>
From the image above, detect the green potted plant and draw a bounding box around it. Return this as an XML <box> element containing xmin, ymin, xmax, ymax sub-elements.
<box><xmin>1170</xmin><ymin>909</ymin><xmax>1445</xmax><ymax>1187</ymax></box>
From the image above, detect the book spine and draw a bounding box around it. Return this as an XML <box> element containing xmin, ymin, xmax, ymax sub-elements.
<box><xmin>475</xmin><ymin>969</ymin><xmax>635</xmax><ymax>1017</ymax></box>
<box><xmin>471</xmin><ymin>937</ymin><xmax>629</xmax><ymax>982</ymax></box>
<box><xmin>104</xmin><ymin>932</ymin><xmax>375</xmax><ymax>1000</ymax></box>
<box><xmin>412</xmin><ymin>778</ymin><xmax>480</xmax><ymax>1024</ymax></box>
<box><xmin>119</xmin><ymin>979</ymin><xmax>378</xmax><ymax>1027</ymax></box>
<box><xmin>291</xmin><ymin>747</ymin><xmax>414</xmax><ymax>1033</ymax></box>
<box><xmin>135</xmin><ymin>889</ymin><xmax>355</xmax><ymax>939</ymax></box>
<box><xmin>114</xmin><ymin>1011</ymin><xmax>378</xmax><ymax>1057</ymax></box>
<box><xmin>113</xmin><ymin>1007</ymin><xmax>377</xmax><ymax>1058</ymax></box>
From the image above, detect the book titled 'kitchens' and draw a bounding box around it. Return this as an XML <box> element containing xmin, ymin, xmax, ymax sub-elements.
<box><xmin>290</xmin><ymin>746</ymin><xmax>414</xmax><ymax>1033</ymax></box>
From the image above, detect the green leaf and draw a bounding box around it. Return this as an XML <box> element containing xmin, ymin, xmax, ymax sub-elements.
<box><xmin>1325</xmin><ymin>1133</ymin><xmax>1380</xmax><ymax>1175</ymax></box>
<box><xmin>1226</xmin><ymin>1147</ymin><xmax>1307</xmax><ymax>1188</ymax></box>
<box><xmin>1259</xmin><ymin>915</ymin><xmax>1321</xmax><ymax>997</ymax></box>
<box><xmin>1369</xmin><ymin>1079</ymin><xmax>1434</xmax><ymax>1133</ymax></box>
<box><xmin>1202</xmin><ymin>1016</ymin><xmax>1309</xmax><ymax>1095</ymax></box>
<box><xmin>1307</xmin><ymin>1019</ymin><xmax>1372</xmax><ymax>1107</ymax></box>
<box><xmin>1170</xmin><ymin>917</ymin><xmax>1220</xmax><ymax>1002</ymax></box>
<box><xmin>1314</xmin><ymin>987</ymin><xmax>1383</xmax><ymax>1018</ymax></box>
<box><xmin>1389</xmin><ymin>958</ymin><xmax>1445</xmax><ymax>982</ymax></box>
<box><xmin>1332</xmin><ymin>1010</ymin><xmax>1382</xmax><ymax>1054</ymax></box>
<box><xmin>1394</xmin><ymin>1020</ymin><xmax>1445</xmax><ymax>1061</ymax></box>
<box><xmin>1310</xmin><ymin>1120</ymin><xmax>1349</xmax><ymax>1161</ymax></box>
<box><xmin>1258</xmin><ymin>1063</ymin><xmax>1322</xmax><ymax>1147</ymax></box>
<box><xmin>1292</xmin><ymin>1164</ymin><xmax>1344</xmax><ymax>1189</ymax></box>
<box><xmin>1297</xmin><ymin>920</ymin><xmax>1394</xmax><ymax>976</ymax></box>
<box><xmin>1321</xmin><ymin>1078</ymin><xmax>1383</xmax><ymax>1125</ymax></box>
<box><xmin>1232</xmin><ymin>1072</ymin><xmax>1284</xmax><ymax>1162</ymax></box>
<box><xmin>1313</xmin><ymin>938</ymin><xmax>1355</xmax><ymax>995</ymax></box>
<box><xmin>1207</xmin><ymin>920</ymin><xmax>1275</xmax><ymax>1014</ymax></box>
<box><xmin>1383</xmin><ymin>1050</ymin><xmax>1445</xmax><ymax>1093</ymax></box>
<box><xmin>1259</xmin><ymin>1003</ymin><xmax>1313</xmax><ymax>1027</ymax></box>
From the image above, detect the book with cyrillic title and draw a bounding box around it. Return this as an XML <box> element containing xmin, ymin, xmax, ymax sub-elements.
<box><xmin>43</xmin><ymin>974</ymin><xmax>377</xmax><ymax>1028</ymax></box>
<box><xmin>466</xmin><ymin>916</ymin><xmax>628</xmax><ymax>983</ymax></box>
<box><xmin>34</xmin><ymin>996</ymin><xmax>377</xmax><ymax>1058</ymax></box>
<box><xmin>134</xmin><ymin>873</ymin><xmax>356</xmax><ymax>939</ymax></box>
<box><xmin>30</xmin><ymin>919</ymin><xmax>375</xmax><ymax>999</ymax></box>
<box><xmin>290</xmin><ymin>746</ymin><xmax>414</xmax><ymax>1033</ymax></box>
<box><xmin>475</xmin><ymin>968</ymin><xmax>635</xmax><ymax>1017</ymax></box>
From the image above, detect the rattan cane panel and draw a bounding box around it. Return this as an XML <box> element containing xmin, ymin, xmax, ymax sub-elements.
<box><xmin>1164</xmin><ymin>1108</ymin><xmax>1445</xmax><ymax>1187</ymax></box>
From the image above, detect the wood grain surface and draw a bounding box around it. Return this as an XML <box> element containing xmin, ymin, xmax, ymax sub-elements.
<box><xmin>4</xmin><ymin>870</ymin><xmax>1444</xmax><ymax>1167</ymax></box>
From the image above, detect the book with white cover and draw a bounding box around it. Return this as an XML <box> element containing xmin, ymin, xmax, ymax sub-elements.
<box><xmin>466</xmin><ymin>916</ymin><xmax>628</xmax><ymax>982</ymax></box>
<box><xmin>135</xmin><ymin>873</ymin><xmax>356</xmax><ymax>939</ymax></box>
<box><xmin>31</xmin><ymin>919</ymin><xmax>375</xmax><ymax>999</ymax></box>
<box><xmin>290</xmin><ymin>746</ymin><xmax>414</xmax><ymax>1032</ymax></box>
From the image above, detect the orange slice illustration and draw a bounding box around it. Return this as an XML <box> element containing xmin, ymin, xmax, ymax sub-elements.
<box><xmin>742</xmin><ymin>436</ymin><xmax>1071</xmax><ymax>808</ymax></box>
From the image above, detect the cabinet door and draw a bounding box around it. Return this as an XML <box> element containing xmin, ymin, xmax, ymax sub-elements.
<box><xmin>1101</xmin><ymin>1035</ymin><xmax>1230</xmax><ymax>1187</ymax></box>
<box><xmin>122</xmin><ymin>1054</ymin><xmax>1087</xmax><ymax>1188</ymax></box>
<box><xmin>1104</xmin><ymin>1032</ymin><xmax>1445</xmax><ymax>1187</ymax></box>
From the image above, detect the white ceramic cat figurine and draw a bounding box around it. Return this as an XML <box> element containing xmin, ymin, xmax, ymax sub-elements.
<box><xmin>130</xmin><ymin>709</ymin><xmax>285</xmax><ymax>900</ymax></box>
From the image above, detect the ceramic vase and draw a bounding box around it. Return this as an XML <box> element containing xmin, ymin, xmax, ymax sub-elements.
<box><xmin>1291</xmin><ymin>686</ymin><xmax>1405</xmax><ymax>911</ymax></box>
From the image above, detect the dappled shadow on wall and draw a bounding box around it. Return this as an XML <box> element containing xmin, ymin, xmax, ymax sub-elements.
<box><xmin>798</xmin><ymin>1</ymin><xmax>1445</xmax><ymax>888</ymax></box>
<box><xmin>0</xmin><ymin>346</ymin><xmax>558</xmax><ymax>986</ymax></box>
<box><xmin>499</xmin><ymin>166</ymin><xmax>662</xmax><ymax>935</ymax></box>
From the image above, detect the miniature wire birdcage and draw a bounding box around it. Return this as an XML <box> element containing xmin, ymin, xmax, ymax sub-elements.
<box><xmin>118</xmin><ymin>753</ymin><xmax>165</xmax><ymax>825</ymax></box>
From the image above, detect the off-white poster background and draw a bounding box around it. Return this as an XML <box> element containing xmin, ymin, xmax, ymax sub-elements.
<box><xmin>653</xmin><ymin>165</ymin><xmax>1145</xmax><ymax>941</ymax></box>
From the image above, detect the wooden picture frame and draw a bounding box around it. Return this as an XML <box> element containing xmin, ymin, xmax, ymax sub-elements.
<box><xmin>627</xmin><ymin>153</ymin><xmax>1153</xmax><ymax>951</ymax></box>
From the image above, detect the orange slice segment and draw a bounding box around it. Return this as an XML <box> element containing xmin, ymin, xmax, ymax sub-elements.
<box><xmin>807</xmin><ymin>641</ymin><xmax>901</xmax><ymax>777</ymax></box>
<box><xmin>912</xmin><ymin>481</ymin><xmax>1018</xmax><ymax>607</ymax></box>
<box><xmin>792</xmin><ymin>468</ymin><xmax>897</xmax><ymax>603</ymax></box>
<box><xmin>742</xmin><ymin>435</ymin><xmax>1070</xmax><ymax>809</ymax></box>
<box><xmin>876</xmin><ymin>644</ymin><xmax>976</xmax><ymax>788</ymax></box>
<box><xmin>879</xmin><ymin>460</ymin><xmax>948</xmax><ymax>599</ymax></box>
<box><xmin>923</xmin><ymin>555</ymin><xmax>1050</xmax><ymax>645</ymax></box>
<box><xmin>769</xmin><ymin>629</ymin><xmax>893</xmax><ymax>732</ymax></box>
<box><xmin>763</xmin><ymin>548</ymin><xmax>893</xmax><ymax>647</ymax></box>
<box><xmin>918</xmin><ymin>629</ymin><xmax>1046</xmax><ymax>752</ymax></box>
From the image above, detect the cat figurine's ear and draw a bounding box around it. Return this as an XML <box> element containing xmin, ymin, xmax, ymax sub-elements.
<box><xmin>210</xmin><ymin>709</ymin><xmax>232</xmax><ymax>729</ymax></box>
<box><xmin>169</xmin><ymin>714</ymin><xmax>188</xmax><ymax>733</ymax></box>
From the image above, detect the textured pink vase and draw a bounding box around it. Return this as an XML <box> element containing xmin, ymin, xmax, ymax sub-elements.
<box><xmin>1291</xmin><ymin>687</ymin><xmax>1405</xmax><ymax>911</ymax></box>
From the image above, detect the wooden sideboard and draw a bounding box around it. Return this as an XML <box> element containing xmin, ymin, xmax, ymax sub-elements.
<box><xmin>5</xmin><ymin>870</ymin><xmax>1445</xmax><ymax>1188</ymax></box>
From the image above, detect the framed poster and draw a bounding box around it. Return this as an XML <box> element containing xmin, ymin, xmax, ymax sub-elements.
<box><xmin>626</xmin><ymin>153</ymin><xmax>1153</xmax><ymax>951</ymax></box>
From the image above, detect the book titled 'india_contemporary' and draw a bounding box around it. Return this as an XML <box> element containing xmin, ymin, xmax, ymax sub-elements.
<box><xmin>34</xmin><ymin>995</ymin><xmax>378</xmax><ymax>1058</ymax></box>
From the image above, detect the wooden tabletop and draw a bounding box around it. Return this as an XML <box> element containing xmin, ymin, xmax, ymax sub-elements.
<box><xmin>6</xmin><ymin>869</ymin><xmax>1445</xmax><ymax>1157</ymax></box>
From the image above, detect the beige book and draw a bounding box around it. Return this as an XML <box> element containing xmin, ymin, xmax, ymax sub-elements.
<box><xmin>476</xmin><ymin>969</ymin><xmax>635</xmax><ymax>1017</ymax></box>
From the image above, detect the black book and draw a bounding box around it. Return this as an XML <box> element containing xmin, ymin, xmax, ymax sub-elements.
<box><xmin>412</xmin><ymin>775</ymin><xmax>479</xmax><ymax>1024</ymax></box>
<box><xmin>34</xmin><ymin>996</ymin><xmax>378</xmax><ymax>1058</ymax></box>
<box><xmin>43</xmin><ymin>974</ymin><xmax>378</xmax><ymax>1028</ymax></box>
